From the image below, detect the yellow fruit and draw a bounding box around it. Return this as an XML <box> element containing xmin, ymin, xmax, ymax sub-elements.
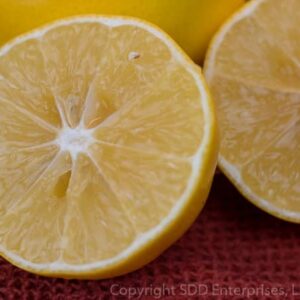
<box><xmin>204</xmin><ymin>0</ymin><xmax>300</xmax><ymax>222</ymax></box>
<box><xmin>0</xmin><ymin>0</ymin><xmax>245</xmax><ymax>63</ymax></box>
<box><xmin>0</xmin><ymin>16</ymin><xmax>218</xmax><ymax>278</ymax></box>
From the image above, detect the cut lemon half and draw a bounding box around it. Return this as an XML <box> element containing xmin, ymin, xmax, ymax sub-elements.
<box><xmin>204</xmin><ymin>0</ymin><xmax>300</xmax><ymax>222</ymax></box>
<box><xmin>0</xmin><ymin>16</ymin><xmax>217</xmax><ymax>278</ymax></box>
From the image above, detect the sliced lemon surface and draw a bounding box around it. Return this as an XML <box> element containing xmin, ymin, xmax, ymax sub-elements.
<box><xmin>204</xmin><ymin>0</ymin><xmax>300</xmax><ymax>222</ymax></box>
<box><xmin>0</xmin><ymin>16</ymin><xmax>217</xmax><ymax>278</ymax></box>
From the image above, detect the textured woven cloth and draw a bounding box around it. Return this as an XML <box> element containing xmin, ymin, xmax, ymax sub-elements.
<box><xmin>0</xmin><ymin>175</ymin><xmax>300</xmax><ymax>300</ymax></box>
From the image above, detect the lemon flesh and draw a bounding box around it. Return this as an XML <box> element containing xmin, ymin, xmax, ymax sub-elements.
<box><xmin>205</xmin><ymin>0</ymin><xmax>300</xmax><ymax>222</ymax></box>
<box><xmin>0</xmin><ymin>17</ymin><xmax>217</xmax><ymax>278</ymax></box>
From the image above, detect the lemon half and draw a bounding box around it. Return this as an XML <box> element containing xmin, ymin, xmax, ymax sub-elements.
<box><xmin>205</xmin><ymin>0</ymin><xmax>300</xmax><ymax>222</ymax></box>
<box><xmin>0</xmin><ymin>16</ymin><xmax>218</xmax><ymax>278</ymax></box>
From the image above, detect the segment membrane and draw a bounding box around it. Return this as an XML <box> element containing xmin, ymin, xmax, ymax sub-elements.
<box><xmin>40</xmin><ymin>23</ymin><xmax>110</xmax><ymax>128</ymax></box>
<box><xmin>93</xmin><ymin>64</ymin><xmax>203</xmax><ymax>157</ymax></box>
<box><xmin>0</xmin><ymin>97</ymin><xmax>56</xmax><ymax>151</ymax></box>
<box><xmin>242</xmin><ymin>117</ymin><xmax>300</xmax><ymax>213</ymax></box>
<box><xmin>212</xmin><ymin>3</ymin><xmax>300</xmax><ymax>92</ymax></box>
<box><xmin>0</xmin><ymin>151</ymin><xmax>70</xmax><ymax>263</ymax></box>
<box><xmin>0</xmin><ymin>39</ymin><xmax>61</xmax><ymax>127</ymax></box>
<box><xmin>81</xmin><ymin>25</ymin><xmax>173</xmax><ymax>129</ymax></box>
<box><xmin>0</xmin><ymin>145</ymin><xmax>59</xmax><ymax>215</ymax></box>
<box><xmin>210</xmin><ymin>75</ymin><xmax>299</xmax><ymax>166</ymax></box>
<box><xmin>62</xmin><ymin>154</ymin><xmax>136</xmax><ymax>263</ymax></box>
<box><xmin>88</xmin><ymin>143</ymin><xmax>191</xmax><ymax>234</ymax></box>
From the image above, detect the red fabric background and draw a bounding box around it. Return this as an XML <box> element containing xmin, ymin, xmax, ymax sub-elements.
<box><xmin>0</xmin><ymin>175</ymin><xmax>300</xmax><ymax>300</ymax></box>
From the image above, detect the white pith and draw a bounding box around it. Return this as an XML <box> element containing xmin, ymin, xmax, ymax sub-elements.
<box><xmin>56</xmin><ymin>126</ymin><xmax>94</xmax><ymax>160</ymax></box>
<box><xmin>0</xmin><ymin>16</ymin><xmax>215</xmax><ymax>273</ymax></box>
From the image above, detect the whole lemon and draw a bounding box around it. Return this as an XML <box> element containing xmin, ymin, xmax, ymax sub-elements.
<box><xmin>0</xmin><ymin>0</ymin><xmax>245</xmax><ymax>63</ymax></box>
